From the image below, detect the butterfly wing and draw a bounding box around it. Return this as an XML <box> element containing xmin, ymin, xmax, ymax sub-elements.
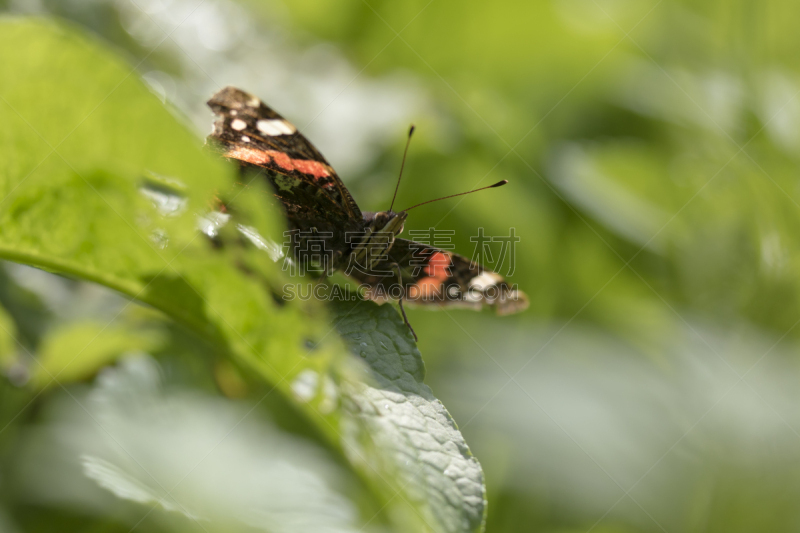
<box><xmin>347</xmin><ymin>238</ymin><xmax>528</xmax><ymax>315</ymax></box>
<box><xmin>207</xmin><ymin>86</ymin><xmax>362</xmax><ymax>224</ymax></box>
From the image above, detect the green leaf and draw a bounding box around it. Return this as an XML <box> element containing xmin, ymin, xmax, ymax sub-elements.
<box><xmin>332</xmin><ymin>300</ymin><xmax>486</xmax><ymax>533</ymax></box>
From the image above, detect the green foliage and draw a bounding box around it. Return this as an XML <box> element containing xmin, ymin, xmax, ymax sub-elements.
<box><xmin>3</xmin><ymin>0</ymin><xmax>800</xmax><ymax>530</ymax></box>
<box><xmin>0</xmin><ymin>17</ymin><xmax>484</xmax><ymax>533</ymax></box>
<box><xmin>333</xmin><ymin>300</ymin><xmax>486</xmax><ymax>532</ymax></box>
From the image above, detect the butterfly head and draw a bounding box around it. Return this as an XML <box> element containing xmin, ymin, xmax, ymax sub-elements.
<box><xmin>363</xmin><ymin>210</ymin><xmax>407</xmax><ymax>237</ymax></box>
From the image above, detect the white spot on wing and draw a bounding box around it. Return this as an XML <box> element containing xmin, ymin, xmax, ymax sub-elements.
<box><xmin>247</xmin><ymin>96</ymin><xmax>260</xmax><ymax>107</ymax></box>
<box><xmin>469</xmin><ymin>271</ymin><xmax>502</xmax><ymax>290</ymax></box>
<box><xmin>241</xmin><ymin>135</ymin><xmax>250</xmax><ymax>143</ymax></box>
<box><xmin>231</xmin><ymin>118</ymin><xmax>247</xmax><ymax>131</ymax></box>
<box><xmin>257</xmin><ymin>119</ymin><xmax>296</xmax><ymax>136</ymax></box>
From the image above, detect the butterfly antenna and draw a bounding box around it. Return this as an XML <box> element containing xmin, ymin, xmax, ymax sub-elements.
<box><xmin>401</xmin><ymin>180</ymin><xmax>509</xmax><ymax>212</ymax></box>
<box><xmin>389</xmin><ymin>125</ymin><xmax>415</xmax><ymax>212</ymax></box>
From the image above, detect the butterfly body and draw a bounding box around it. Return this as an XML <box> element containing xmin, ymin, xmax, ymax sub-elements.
<box><xmin>207</xmin><ymin>86</ymin><xmax>528</xmax><ymax>323</ymax></box>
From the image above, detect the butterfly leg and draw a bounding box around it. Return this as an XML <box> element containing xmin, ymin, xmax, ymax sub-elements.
<box><xmin>391</xmin><ymin>262</ymin><xmax>417</xmax><ymax>342</ymax></box>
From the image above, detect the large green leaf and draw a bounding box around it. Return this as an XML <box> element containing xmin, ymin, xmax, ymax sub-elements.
<box><xmin>333</xmin><ymin>300</ymin><xmax>486</xmax><ymax>533</ymax></box>
<box><xmin>0</xmin><ymin>17</ymin><xmax>484</xmax><ymax>533</ymax></box>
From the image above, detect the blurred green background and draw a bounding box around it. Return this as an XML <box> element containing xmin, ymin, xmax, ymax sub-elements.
<box><xmin>4</xmin><ymin>0</ymin><xmax>800</xmax><ymax>531</ymax></box>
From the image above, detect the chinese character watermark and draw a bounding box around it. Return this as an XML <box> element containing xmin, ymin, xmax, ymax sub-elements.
<box><xmin>275</xmin><ymin>226</ymin><xmax>522</xmax><ymax>301</ymax></box>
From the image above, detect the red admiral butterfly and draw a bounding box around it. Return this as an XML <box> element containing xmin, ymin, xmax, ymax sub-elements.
<box><xmin>207</xmin><ymin>87</ymin><xmax>527</xmax><ymax>340</ymax></box>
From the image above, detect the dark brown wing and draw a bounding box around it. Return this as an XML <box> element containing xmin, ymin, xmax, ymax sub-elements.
<box><xmin>347</xmin><ymin>238</ymin><xmax>528</xmax><ymax>315</ymax></box>
<box><xmin>206</xmin><ymin>86</ymin><xmax>362</xmax><ymax>223</ymax></box>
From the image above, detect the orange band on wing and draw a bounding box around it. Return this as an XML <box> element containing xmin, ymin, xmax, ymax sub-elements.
<box><xmin>408</xmin><ymin>251</ymin><xmax>452</xmax><ymax>299</ymax></box>
<box><xmin>424</xmin><ymin>251</ymin><xmax>452</xmax><ymax>278</ymax></box>
<box><xmin>226</xmin><ymin>146</ymin><xmax>332</xmax><ymax>180</ymax></box>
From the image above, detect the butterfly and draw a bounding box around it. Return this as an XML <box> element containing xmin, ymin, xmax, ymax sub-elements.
<box><xmin>206</xmin><ymin>86</ymin><xmax>527</xmax><ymax>340</ymax></box>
